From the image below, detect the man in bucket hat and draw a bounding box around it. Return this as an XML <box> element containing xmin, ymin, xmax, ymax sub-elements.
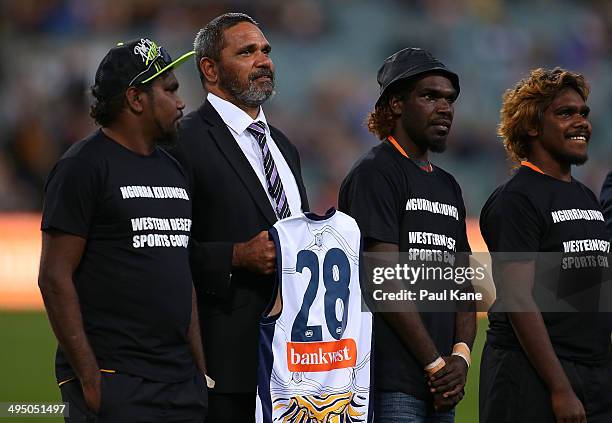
<box><xmin>38</xmin><ymin>38</ymin><xmax>208</xmax><ymax>422</ymax></box>
<box><xmin>339</xmin><ymin>47</ymin><xmax>475</xmax><ymax>422</ymax></box>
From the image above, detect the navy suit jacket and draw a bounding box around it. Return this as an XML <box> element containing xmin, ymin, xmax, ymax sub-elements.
<box><xmin>169</xmin><ymin>101</ymin><xmax>308</xmax><ymax>393</ymax></box>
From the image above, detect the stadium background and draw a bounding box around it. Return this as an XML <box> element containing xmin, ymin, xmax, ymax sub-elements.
<box><xmin>1</xmin><ymin>0</ymin><xmax>611</xmax><ymax>421</ymax></box>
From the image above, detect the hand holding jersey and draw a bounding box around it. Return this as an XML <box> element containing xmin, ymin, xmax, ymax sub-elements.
<box><xmin>233</xmin><ymin>230</ymin><xmax>277</xmax><ymax>275</ymax></box>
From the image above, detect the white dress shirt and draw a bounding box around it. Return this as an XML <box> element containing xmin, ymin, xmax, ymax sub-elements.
<box><xmin>207</xmin><ymin>92</ymin><xmax>302</xmax><ymax>217</ymax></box>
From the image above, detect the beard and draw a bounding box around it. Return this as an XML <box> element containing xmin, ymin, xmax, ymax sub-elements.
<box><xmin>145</xmin><ymin>89</ymin><xmax>180</xmax><ymax>148</ymax></box>
<box><xmin>401</xmin><ymin>115</ymin><xmax>450</xmax><ymax>154</ymax></box>
<box><xmin>412</xmin><ymin>134</ymin><xmax>448</xmax><ymax>153</ymax></box>
<box><xmin>540</xmin><ymin>135</ymin><xmax>589</xmax><ymax>166</ymax></box>
<box><xmin>153</xmin><ymin>128</ymin><xmax>177</xmax><ymax>147</ymax></box>
<box><xmin>152</xmin><ymin>116</ymin><xmax>179</xmax><ymax>147</ymax></box>
<box><xmin>218</xmin><ymin>64</ymin><xmax>275</xmax><ymax>107</ymax></box>
<box><xmin>426</xmin><ymin>137</ymin><xmax>447</xmax><ymax>153</ymax></box>
<box><xmin>548</xmin><ymin>147</ymin><xmax>588</xmax><ymax>167</ymax></box>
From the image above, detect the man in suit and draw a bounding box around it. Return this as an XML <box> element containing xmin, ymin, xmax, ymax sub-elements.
<box><xmin>171</xmin><ymin>12</ymin><xmax>309</xmax><ymax>423</ymax></box>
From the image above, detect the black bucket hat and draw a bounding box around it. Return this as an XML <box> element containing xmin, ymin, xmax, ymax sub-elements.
<box><xmin>375</xmin><ymin>47</ymin><xmax>460</xmax><ymax>107</ymax></box>
<box><xmin>93</xmin><ymin>38</ymin><xmax>195</xmax><ymax>100</ymax></box>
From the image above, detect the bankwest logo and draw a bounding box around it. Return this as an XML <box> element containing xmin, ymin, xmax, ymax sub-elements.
<box><xmin>287</xmin><ymin>339</ymin><xmax>357</xmax><ymax>372</ymax></box>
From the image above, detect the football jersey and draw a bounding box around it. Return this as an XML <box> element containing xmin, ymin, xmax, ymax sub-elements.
<box><xmin>256</xmin><ymin>209</ymin><xmax>373</xmax><ymax>423</ymax></box>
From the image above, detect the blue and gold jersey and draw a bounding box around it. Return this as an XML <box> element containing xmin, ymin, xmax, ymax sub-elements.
<box><xmin>256</xmin><ymin>209</ymin><xmax>373</xmax><ymax>423</ymax></box>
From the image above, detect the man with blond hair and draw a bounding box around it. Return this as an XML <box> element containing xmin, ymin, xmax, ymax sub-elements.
<box><xmin>480</xmin><ymin>68</ymin><xmax>612</xmax><ymax>423</ymax></box>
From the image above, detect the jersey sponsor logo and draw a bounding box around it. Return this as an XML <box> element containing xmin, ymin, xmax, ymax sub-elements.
<box><xmin>406</xmin><ymin>198</ymin><xmax>459</xmax><ymax>221</ymax></box>
<box><xmin>119</xmin><ymin>185</ymin><xmax>190</xmax><ymax>200</ymax></box>
<box><xmin>287</xmin><ymin>339</ymin><xmax>357</xmax><ymax>372</ymax></box>
<box><xmin>275</xmin><ymin>391</ymin><xmax>365</xmax><ymax>423</ymax></box>
<box><xmin>551</xmin><ymin>208</ymin><xmax>604</xmax><ymax>224</ymax></box>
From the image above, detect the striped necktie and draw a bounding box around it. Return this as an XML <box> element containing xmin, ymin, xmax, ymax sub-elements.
<box><xmin>247</xmin><ymin>121</ymin><xmax>291</xmax><ymax>219</ymax></box>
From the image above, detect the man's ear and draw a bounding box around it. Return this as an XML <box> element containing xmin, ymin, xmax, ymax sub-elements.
<box><xmin>526</xmin><ymin>125</ymin><xmax>538</xmax><ymax>137</ymax></box>
<box><xmin>389</xmin><ymin>94</ymin><xmax>404</xmax><ymax>116</ymax></box>
<box><xmin>125</xmin><ymin>87</ymin><xmax>145</xmax><ymax>113</ymax></box>
<box><xmin>200</xmin><ymin>57</ymin><xmax>218</xmax><ymax>84</ymax></box>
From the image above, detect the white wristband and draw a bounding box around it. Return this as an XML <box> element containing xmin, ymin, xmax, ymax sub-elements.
<box><xmin>452</xmin><ymin>342</ymin><xmax>471</xmax><ymax>368</ymax></box>
<box><xmin>424</xmin><ymin>356</ymin><xmax>444</xmax><ymax>371</ymax></box>
<box><xmin>453</xmin><ymin>342</ymin><xmax>471</xmax><ymax>353</ymax></box>
<box><xmin>424</xmin><ymin>356</ymin><xmax>446</xmax><ymax>376</ymax></box>
<box><xmin>452</xmin><ymin>351</ymin><xmax>470</xmax><ymax>368</ymax></box>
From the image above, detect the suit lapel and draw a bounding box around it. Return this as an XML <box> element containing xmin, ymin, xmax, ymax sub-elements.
<box><xmin>271</xmin><ymin>127</ymin><xmax>309</xmax><ymax>212</ymax></box>
<box><xmin>199</xmin><ymin>102</ymin><xmax>278</xmax><ymax>226</ymax></box>
<box><xmin>272</xmin><ymin>128</ymin><xmax>299</xmax><ymax>185</ymax></box>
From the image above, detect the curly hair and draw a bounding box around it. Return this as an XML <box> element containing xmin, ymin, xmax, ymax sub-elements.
<box><xmin>366</xmin><ymin>80</ymin><xmax>415</xmax><ymax>140</ymax></box>
<box><xmin>90</xmin><ymin>80</ymin><xmax>154</xmax><ymax>127</ymax></box>
<box><xmin>90</xmin><ymin>87</ymin><xmax>125</xmax><ymax>127</ymax></box>
<box><xmin>366</xmin><ymin>101</ymin><xmax>395</xmax><ymax>140</ymax></box>
<box><xmin>498</xmin><ymin>67</ymin><xmax>589</xmax><ymax>164</ymax></box>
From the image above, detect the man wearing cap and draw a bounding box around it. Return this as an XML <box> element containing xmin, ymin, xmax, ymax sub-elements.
<box><xmin>339</xmin><ymin>48</ymin><xmax>476</xmax><ymax>422</ymax></box>
<box><xmin>170</xmin><ymin>13</ymin><xmax>309</xmax><ymax>423</ymax></box>
<box><xmin>38</xmin><ymin>38</ymin><xmax>208</xmax><ymax>422</ymax></box>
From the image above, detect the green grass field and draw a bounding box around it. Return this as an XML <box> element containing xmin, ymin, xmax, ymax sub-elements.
<box><xmin>0</xmin><ymin>311</ymin><xmax>62</xmax><ymax>422</ymax></box>
<box><xmin>0</xmin><ymin>311</ymin><xmax>487</xmax><ymax>422</ymax></box>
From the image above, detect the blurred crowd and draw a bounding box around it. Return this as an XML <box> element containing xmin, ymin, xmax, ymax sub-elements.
<box><xmin>2</xmin><ymin>0</ymin><xmax>612</xmax><ymax>215</ymax></box>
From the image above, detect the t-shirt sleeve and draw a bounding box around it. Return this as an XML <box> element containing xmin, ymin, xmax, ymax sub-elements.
<box><xmin>458</xmin><ymin>219</ymin><xmax>471</xmax><ymax>254</ymax></box>
<box><xmin>454</xmin><ymin>182</ymin><xmax>472</xmax><ymax>254</ymax></box>
<box><xmin>495</xmin><ymin>191</ymin><xmax>542</xmax><ymax>258</ymax></box>
<box><xmin>41</xmin><ymin>157</ymin><xmax>100</xmax><ymax>238</ymax></box>
<box><xmin>599</xmin><ymin>171</ymin><xmax>612</xmax><ymax>241</ymax></box>
<box><xmin>339</xmin><ymin>167</ymin><xmax>400</xmax><ymax>245</ymax></box>
<box><xmin>454</xmin><ymin>207</ymin><xmax>472</xmax><ymax>271</ymax></box>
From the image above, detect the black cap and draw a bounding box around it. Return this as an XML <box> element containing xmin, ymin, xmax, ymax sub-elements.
<box><xmin>93</xmin><ymin>38</ymin><xmax>195</xmax><ymax>100</ymax></box>
<box><xmin>375</xmin><ymin>47</ymin><xmax>460</xmax><ymax>106</ymax></box>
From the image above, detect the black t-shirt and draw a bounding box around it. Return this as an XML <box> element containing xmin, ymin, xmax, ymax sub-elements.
<box><xmin>481</xmin><ymin>165</ymin><xmax>612</xmax><ymax>365</ymax></box>
<box><xmin>42</xmin><ymin>130</ymin><xmax>195</xmax><ymax>383</ymax></box>
<box><xmin>339</xmin><ymin>141</ymin><xmax>471</xmax><ymax>398</ymax></box>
